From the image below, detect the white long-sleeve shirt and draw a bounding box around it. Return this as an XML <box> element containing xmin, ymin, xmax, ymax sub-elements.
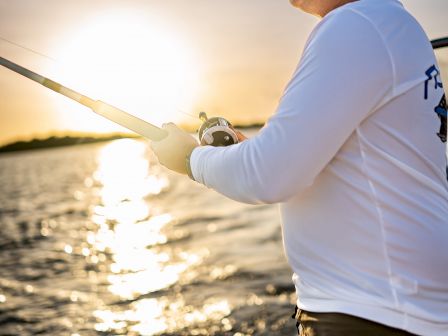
<box><xmin>190</xmin><ymin>0</ymin><xmax>448</xmax><ymax>334</ymax></box>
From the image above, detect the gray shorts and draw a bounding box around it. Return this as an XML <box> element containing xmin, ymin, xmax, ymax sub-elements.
<box><xmin>292</xmin><ymin>307</ymin><xmax>417</xmax><ymax>336</ymax></box>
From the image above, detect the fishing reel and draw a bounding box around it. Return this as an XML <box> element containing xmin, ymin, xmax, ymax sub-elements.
<box><xmin>198</xmin><ymin>112</ymin><xmax>239</xmax><ymax>147</ymax></box>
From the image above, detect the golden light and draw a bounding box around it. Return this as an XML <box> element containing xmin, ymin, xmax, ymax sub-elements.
<box><xmin>50</xmin><ymin>10</ymin><xmax>200</xmax><ymax>133</ymax></box>
<box><xmin>86</xmin><ymin>139</ymin><xmax>228</xmax><ymax>334</ymax></box>
<box><xmin>94</xmin><ymin>139</ymin><xmax>168</xmax><ymax>209</ymax></box>
<box><xmin>71</xmin><ymin>139</ymin><xmax>235</xmax><ymax>334</ymax></box>
<box><xmin>94</xmin><ymin>298</ymin><xmax>233</xmax><ymax>335</ymax></box>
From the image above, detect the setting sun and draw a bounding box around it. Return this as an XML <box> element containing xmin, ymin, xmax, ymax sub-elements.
<box><xmin>49</xmin><ymin>10</ymin><xmax>200</xmax><ymax>133</ymax></box>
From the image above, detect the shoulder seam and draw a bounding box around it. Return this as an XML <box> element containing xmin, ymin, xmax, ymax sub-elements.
<box><xmin>344</xmin><ymin>8</ymin><xmax>397</xmax><ymax>96</ymax></box>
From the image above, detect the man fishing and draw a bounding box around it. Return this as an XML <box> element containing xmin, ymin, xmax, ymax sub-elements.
<box><xmin>151</xmin><ymin>0</ymin><xmax>448</xmax><ymax>335</ymax></box>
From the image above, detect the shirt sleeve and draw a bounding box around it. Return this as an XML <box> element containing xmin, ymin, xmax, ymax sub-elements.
<box><xmin>190</xmin><ymin>9</ymin><xmax>394</xmax><ymax>205</ymax></box>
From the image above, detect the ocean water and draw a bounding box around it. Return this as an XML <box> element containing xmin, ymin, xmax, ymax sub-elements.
<box><xmin>0</xmin><ymin>139</ymin><xmax>297</xmax><ymax>336</ymax></box>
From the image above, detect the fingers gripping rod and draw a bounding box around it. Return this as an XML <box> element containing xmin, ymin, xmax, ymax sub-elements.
<box><xmin>0</xmin><ymin>56</ymin><xmax>167</xmax><ymax>141</ymax></box>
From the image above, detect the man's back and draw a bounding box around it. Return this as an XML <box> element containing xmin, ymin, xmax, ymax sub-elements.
<box><xmin>188</xmin><ymin>0</ymin><xmax>448</xmax><ymax>334</ymax></box>
<box><xmin>283</xmin><ymin>1</ymin><xmax>448</xmax><ymax>335</ymax></box>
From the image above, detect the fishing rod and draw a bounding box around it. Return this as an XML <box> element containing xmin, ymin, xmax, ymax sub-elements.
<box><xmin>0</xmin><ymin>34</ymin><xmax>239</xmax><ymax>146</ymax></box>
<box><xmin>0</xmin><ymin>55</ymin><xmax>238</xmax><ymax>146</ymax></box>
<box><xmin>431</xmin><ymin>37</ymin><xmax>448</xmax><ymax>49</ymax></box>
<box><xmin>0</xmin><ymin>55</ymin><xmax>168</xmax><ymax>141</ymax></box>
<box><xmin>0</xmin><ymin>56</ymin><xmax>238</xmax><ymax>146</ymax></box>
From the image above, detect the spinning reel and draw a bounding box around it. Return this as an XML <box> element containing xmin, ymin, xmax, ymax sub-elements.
<box><xmin>198</xmin><ymin>112</ymin><xmax>239</xmax><ymax>147</ymax></box>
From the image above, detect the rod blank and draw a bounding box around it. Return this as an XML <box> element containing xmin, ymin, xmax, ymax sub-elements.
<box><xmin>0</xmin><ymin>56</ymin><xmax>167</xmax><ymax>141</ymax></box>
<box><xmin>431</xmin><ymin>37</ymin><xmax>448</xmax><ymax>50</ymax></box>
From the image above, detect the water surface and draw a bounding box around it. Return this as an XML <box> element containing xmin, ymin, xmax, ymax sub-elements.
<box><xmin>0</xmin><ymin>139</ymin><xmax>296</xmax><ymax>335</ymax></box>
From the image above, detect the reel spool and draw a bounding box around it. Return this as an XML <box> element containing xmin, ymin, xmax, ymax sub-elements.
<box><xmin>198</xmin><ymin>112</ymin><xmax>239</xmax><ymax>147</ymax></box>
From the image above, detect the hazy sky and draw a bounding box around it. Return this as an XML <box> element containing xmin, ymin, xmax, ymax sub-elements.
<box><xmin>0</xmin><ymin>0</ymin><xmax>447</xmax><ymax>145</ymax></box>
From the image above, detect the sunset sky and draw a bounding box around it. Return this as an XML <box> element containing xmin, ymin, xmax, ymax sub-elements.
<box><xmin>0</xmin><ymin>0</ymin><xmax>447</xmax><ymax>145</ymax></box>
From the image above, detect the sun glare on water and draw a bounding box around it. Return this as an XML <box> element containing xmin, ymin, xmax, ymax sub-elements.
<box><xmin>51</xmin><ymin>11</ymin><xmax>200</xmax><ymax>133</ymax></box>
<box><xmin>82</xmin><ymin>139</ymin><xmax>231</xmax><ymax>334</ymax></box>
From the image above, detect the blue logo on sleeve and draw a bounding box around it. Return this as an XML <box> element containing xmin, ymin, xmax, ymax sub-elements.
<box><xmin>434</xmin><ymin>94</ymin><xmax>447</xmax><ymax>143</ymax></box>
<box><xmin>424</xmin><ymin>65</ymin><xmax>446</xmax><ymax>143</ymax></box>
<box><xmin>424</xmin><ymin>65</ymin><xmax>443</xmax><ymax>100</ymax></box>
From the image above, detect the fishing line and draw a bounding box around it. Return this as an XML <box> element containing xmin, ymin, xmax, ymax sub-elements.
<box><xmin>1</xmin><ymin>35</ymin><xmax>201</xmax><ymax>124</ymax></box>
<box><xmin>1</xmin><ymin>54</ymin><xmax>168</xmax><ymax>140</ymax></box>
<box><xmin>0</xmin><ymin>35</ymin><xmax>57</xmax><ymax>62</ymax></box>
<box><xmin>177</xmin><ymin>108</ymin><xmax>200</xmax><ymax>120</ymax></box>
<box><xmin>0</xmin><ymin>35</ymin><xmax>168</xmax><ymax>141</ymax></box>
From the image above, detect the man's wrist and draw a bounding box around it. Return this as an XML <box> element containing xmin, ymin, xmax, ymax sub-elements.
<box><xmin>185</xmin><ymin>150</ymin><xmax>195</xmax><ymax>181</ymax></box>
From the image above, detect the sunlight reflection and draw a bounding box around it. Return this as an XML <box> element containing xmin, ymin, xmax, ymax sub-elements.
<box><xmin>185</xmin><ymin>300</ymin><xmax>232</xmax><ymax>324</ymax></box>
<box><xmin>108</xmin><ymin>262</ymin><xmax>186</xmax><ymax>299</ymax></box>
<box><xmin>94</xmin><ymin>299</ymin><xmax>167</xmax><ymax>334</ymax></box>
<box><xmin>94</xmin><ymin>139</ymin><xmax>168</xmax><ymax>206</ymax></box>
<box><xmin>94</xmin><ymin>298</ymin><xmax>232</xmax><ymax>335</ymax></box>
<box><xmin>106</xmin><ymin>246</ymin><xmax>204</xmax><ymax>299</ymax></box>
<box><xmin>88</xmin><ymin>139</ymin><xmax>213</xmax><ymax>334</ymax></box>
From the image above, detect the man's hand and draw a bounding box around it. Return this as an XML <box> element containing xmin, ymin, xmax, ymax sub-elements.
<box><xmin>233</xmin><ymin>128</ymin><xmax>248</xmax><ymax>142</ymax></box>
<box><xmin>150</xmin><ymin>123</ymin><xmax>199</xmax><ymax>175</ymax></box>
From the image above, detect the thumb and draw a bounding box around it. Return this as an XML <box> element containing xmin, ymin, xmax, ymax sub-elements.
<box><xmin>162</xmin><ymin>122</ymin><xmax>175</xmax><ymax>128</ymax></box>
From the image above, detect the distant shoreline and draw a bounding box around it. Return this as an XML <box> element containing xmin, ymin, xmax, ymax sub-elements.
<box><xmin>0</xmin><ymin>135</ymin><xmax>130</xmax><ymax>154</ymax></box>
<box><xmin>0</xmin><ymin>124</ymin><xmax>263</xmax><ymax>154</ymax></box>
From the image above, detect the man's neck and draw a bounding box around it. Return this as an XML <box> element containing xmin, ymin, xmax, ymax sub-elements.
<box><xmin>317</xmin><ymin>0</ymin><xmax>359</xmax><ymax>18</ymax></box>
